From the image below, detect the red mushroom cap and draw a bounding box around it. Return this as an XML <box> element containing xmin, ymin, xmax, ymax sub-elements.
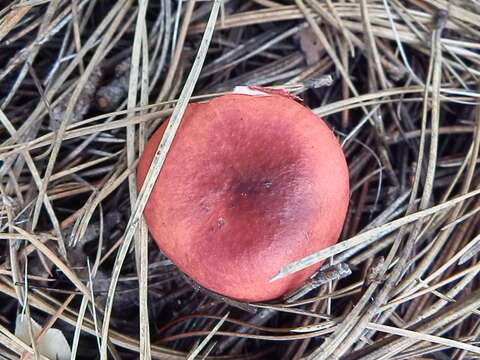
<box><xmin>137</xmin><ymin>94</ymin><xmax>349</xmax><ymax>302</ymax></box>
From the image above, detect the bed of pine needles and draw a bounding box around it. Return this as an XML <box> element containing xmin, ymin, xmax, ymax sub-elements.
<box><xmin>1</xmin><ymin>0</ymin><xmax>480</xmax><ymax>359</ymax></box>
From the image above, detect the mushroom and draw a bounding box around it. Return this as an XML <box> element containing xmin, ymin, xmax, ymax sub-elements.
<box><xmin>137</xmin><ymin>88</ymin><xmax>349</xmax><ymax>302</ymax></box>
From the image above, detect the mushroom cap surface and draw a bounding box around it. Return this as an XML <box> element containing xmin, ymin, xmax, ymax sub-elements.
<box><xmin>137</xmin><ymin>94</ymin><xmax>349</xmax><ymax>302</ymax></box>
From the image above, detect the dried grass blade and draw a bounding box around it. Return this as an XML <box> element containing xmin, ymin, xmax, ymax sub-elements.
<box><xmin>366</xmin><ymin>323</ymin><xmax>480</xmax><ymax>355</ymax></box>
<box><xmin>271</xmin><ymin>188</ymin><xmax>480</xmax><ymax>282</ymax></box>
<box><xmin>98</xmin><ymin>1</ymin><xmax>222</xmax><ymax>357</ymax></box>
<box><xmin>186</xmin><ymin>312</ymin><xmax>229</xmax><ymax>360</ymax></box>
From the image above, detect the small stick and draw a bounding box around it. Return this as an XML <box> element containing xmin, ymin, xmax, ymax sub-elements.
<box><xmin>285</xmin><ymin>263</ymin><xmax>352</xmax><ymax>303</ymax></box>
